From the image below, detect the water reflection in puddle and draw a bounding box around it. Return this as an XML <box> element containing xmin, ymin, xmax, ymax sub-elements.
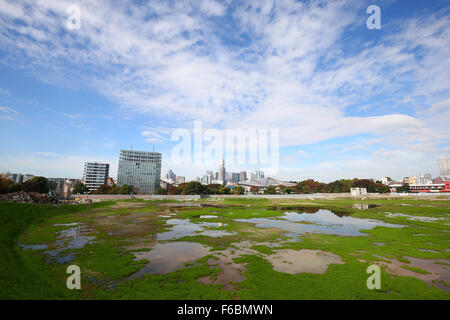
<box><xmin>386</xmin><ymin>213</ymin><xmax>446</xmax><ymax>222</ymax></box>
<box><xmin>352</xmin><ymin>204</ymin><xmax>380</xmax><ymax>210</ymax></box>
<box><xmin>20</xmin><ymin>244</ymin><xmax>48</xmax><ymax>250</ymax></box>
<box><xmin>46</xmin><ymin>223</ymin><xmax>96</xmax><ymax>263</ymax></box>
<box><xmin>236</xmin><ymin>210</ymin><xmax>403</xmax><ymax>237</ymax></box>
<box><xmin>266</xmin><ymin>249</ymin><xmax>344</xmax><ymax>274</ymax></box>
<box><xmin>157</xmin><ymin>219</ymin><xmax>236</xmax><ymax>240</ymax></box>
<box><xmin>130</xmin><ymin>242</ymin><xmax>211</xmax><ymax>277</ymax></box>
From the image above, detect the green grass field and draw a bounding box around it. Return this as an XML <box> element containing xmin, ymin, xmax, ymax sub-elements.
<box><xmin>1</xmin><ymin>197</ymin><xmax>449</xmax><ymax>300</ymax></box>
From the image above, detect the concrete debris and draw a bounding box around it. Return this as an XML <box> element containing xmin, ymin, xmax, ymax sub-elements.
<box><xmin>0</xmin><ymin>191</ymin><xmax>92</xmax><ymax>204</ymax></box>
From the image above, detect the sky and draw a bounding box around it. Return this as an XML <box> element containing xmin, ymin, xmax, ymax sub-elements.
<box><xmin>0</xmin><ymin>0</ymin><xmax>449</xmax><ymax>182</ymax></box>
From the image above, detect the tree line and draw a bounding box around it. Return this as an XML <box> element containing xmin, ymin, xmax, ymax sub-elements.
<box><xmin>0</xmin><ymin>175</ymin><xmax>51</xmax><ymax>194</ymax></box>
<box><xmin>0</xmin><ymin>174</ymin><xmax>392</xmax><ymax>196</ymax></box>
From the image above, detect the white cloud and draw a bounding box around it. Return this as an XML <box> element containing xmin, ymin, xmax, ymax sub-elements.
<box><xmin>1</xmin><ymin>152</ymin><xmax>118</xmax><ymax>179</ymax></box>
<box><xmin>0</xmin><ymin>0</ymin><xmax>449</xmax><ymax>179</ymax></box>
<box><xmin>200</xmin><ymin>0</ymin><xmax>226</xmax><ymax>16</ymax></box>
<box><xmin>0</xmin><ymin>105</ymin><xmax>17</xmax><ymax>120</ymax></box>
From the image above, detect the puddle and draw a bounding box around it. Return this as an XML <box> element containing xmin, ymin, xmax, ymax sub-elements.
<box><xmin>199</xmin><ymin>215</ymin><xmax>219</xmax><ymax>219</ymax></box>
<box><xmin>130</xmin><ymin>242</ymin><xmax>211</xmax><ymax>277</ymax></box>
<box><xmin>266</xmin><ymin>249</ymin><xmax>344</xmax><ymax>274</ymax></box>
<box><xmin>197</xmin><ymin>241</ymin><xmax>342</xmax><ymax>290</ymax></box>
<box><xmin>198</xmin><ymin>256</ymin><xmax>246</xmax><ymax>291</ymax></box>
<box><xmin>372</xmin><ymin>256</ymin><xmax>450</xmax><ymax>292</ymax></box>
<box><xmin>386</xmin><ymin>213</ymin><xmax>446</xmax><ymax>222</ymax></box>
<box><xmin>117</xmin><ymin>234</ymin><xmax>157</xmax><ymax>250</ymax></box>
<box><xmin>46</xmin><ymin>223</ymin><xmax>96</xmax><ymax>264</ymax></box>
<box><xmin>418</xmin><ymin>249</ymin><xmax>440</xmax><ymax>253</ymax></box>
<box><xmin>236</xmin><ymin>210</ymin><xmax>403</xmax><ymax>237</ymax></box>
<box><xmin>20</xmin><ymin>244</ymin><xmax>48</xmax><ymax>250</ymax></box>
<box><xmin>157</xmin><ymin>219</ymin><xmax>236</xmax><ymax>240</ymax></box>
<box><xmin>352</xmin><ymin>204</ymin><xmax>380</xmax><ymax>210</ymax></box>
<box><xmin>197</xmin><ymin>241</ymin><xmax>281</xmax><ymax>291</ymax></box>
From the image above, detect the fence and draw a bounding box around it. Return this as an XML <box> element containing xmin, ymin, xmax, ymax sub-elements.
<box><xmin>71</xmin><ymin>192</ymin><xmax>450</xmax><ymax>201</ymax></box>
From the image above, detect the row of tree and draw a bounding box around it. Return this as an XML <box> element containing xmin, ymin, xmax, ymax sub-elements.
<box><xmin>158</xmin><ymin>178</ymin><xmax>391</xmax><ymax>196</ymax></box>
<box><xmin>0</xmin><ymin>176</ymin><xmax>51</xmax><ymax>194</ymax></box>
<box><xmin>72</xmin><ymin>183</ymin><xmax>134</xmax><ymax>195</ymax></box>
<box><xmin>0</xmin><ymin>174</ymin><xmax>392</xmax><ymax>196</ymax></box>
<box><xmin>291</xmin><ymin>178</ymin><xmax>391</xmax><ymax>194</ymax></box>
<box><xmin>157</xmin><ymin>182</ymin><xmax>245</xmax><ymax>195</ymax></box>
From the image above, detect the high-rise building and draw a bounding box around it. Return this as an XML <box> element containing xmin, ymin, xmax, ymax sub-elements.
<box><xmin>231</xmin><ymin>172</ymin><xmax>240</xmax><ymax>183</ymax></box>
<box><xmin>176</xmin><ymin>176</ymin><xmax>185</xmax><ymax>184</ymax></box>
<box><xmin>218</xmin><ymin>156</ymin><xmax>226</xmax><ymax>183</ymax></box>
<box><xmin>165</xmin><ymin>169</ymin><xmax>176</xmax><ymax>182</ymax></box>
<box><xmin>438</xmin><ymin>157</ymin><xmax>450</xmax><ymax>176</ymax></box>
<box><xmin>255</xmin><ymin>170</ymin><xmax>264</xmax><ymax>179</ymax></box>
<box><xmin>22</xmin><ymin>174</ymin><xmax>34</xmax><ymax>182</ymax></box>
<box><xmin>117</xmin><ymin>150</ymin><xmax>162</xmax><ymax>194</ymax></box>
<box><xmin>417</xmin><ymin>173</ymin><xmax>432</xmax><ymax>185</ymax></box>
<box><xmin>83</xmin><ymin>162</ymin><xmax>109</xmax><ymax>192</ymax></box>
<box><xmin>239</xmin><ymin>171</ymin><xmax>247</xmax><ymax>182</ymax></box>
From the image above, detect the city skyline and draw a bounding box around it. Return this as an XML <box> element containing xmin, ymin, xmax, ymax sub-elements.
<box><xmin>0</xmin><ymin>1</ymin><xmax>449</xmax><ymax>182</ymax></box>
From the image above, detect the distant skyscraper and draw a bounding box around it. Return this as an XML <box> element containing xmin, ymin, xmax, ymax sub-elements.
<box><xmin>176</xmin><ymin>176</ymin><xmax>185</xmax><ymax>184</ymax></box>
<box><xmin>83</xmin><ymin>162</ymin><xmax>109</xmax><ymax>192</ymax></box>
<box><xmin>255</xmin><ymin>170</ymin><xmax>264</xmax><ymax>179</ymax></box>
<box><xmin>117</xmin><ymin>150</ymin><xmax>162</xmax><ymax>194</ymax></box>
<box><xmin>239</xmin><ymin>171</ymin><xmax>247</xmax><ymax>182</ymax></box>
<box><xmin>438</xmin><ymin>158</ymin><xmax>450</xmax><ymax>176</ymax></box>
<box><xmin>417</xmin><ymin>173</ymin><xmax>432</xmax><ymax>185</ymax></box>
<box><xmin>218</xmin><ymin>156</ymin><xmax>226</xmax><ymax>183</ymax></box>
<box><xmin>165</xmin><ymin>169</ymin><xmax>176</xmax><ymax>182</ymax></box>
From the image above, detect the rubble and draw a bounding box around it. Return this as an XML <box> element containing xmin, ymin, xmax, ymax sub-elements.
<box><xmin>0</xmin><ymin>192</ymin><xmax>92</xmax><ymax>204</ymax></box>
<box><xmin>0</xmin><ymin>191</ymin><xmax>58</xmax><ymax>204</ymax></box>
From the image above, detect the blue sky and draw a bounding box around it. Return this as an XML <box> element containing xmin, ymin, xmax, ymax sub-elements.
<box><xmin>0</xmin><ymin>0</ymin><xmax>449</xmax><ymax>182</ymax></box>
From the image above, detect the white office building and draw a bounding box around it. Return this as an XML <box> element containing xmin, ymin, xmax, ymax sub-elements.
<box><xmin>83</xmin><ymin>162</ymin><xmax>109</xmax><ymax>192</ymax></box>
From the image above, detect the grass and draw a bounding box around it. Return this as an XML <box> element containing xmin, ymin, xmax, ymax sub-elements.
<box><xmin>401</xmin><ymin>265</ymin><xmax>432</xmax><ymax>275</ymax></box>
<box><xmin>1</xmin><ymin>197</ymin><xmax>449</xmax><ymax>300</ymax></box>
<box><xmin>0</xmin><ymin>201</ymin><xmax>114</xmax><ymax>299</ymax></box>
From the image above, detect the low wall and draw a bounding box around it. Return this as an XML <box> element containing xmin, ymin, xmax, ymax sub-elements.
<box><xmin>71</xmin><ymin>194</ymin><xmax>202</xmax><ymax>200</ymax></box>
<box><xmin>72</xmin><ymin>193</ymin><xmax>450</xmax><ymax>201</ymax></box>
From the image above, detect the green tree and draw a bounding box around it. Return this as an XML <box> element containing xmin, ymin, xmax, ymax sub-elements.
<box><xmin>119</xmin><ymin>184</ymin><xmax>134</xmax><ymax>195</ymax></box>
<box><xmin>156</xmin><ymin>187</ymin><xmax>167</xmax><ymax>195</ymax></box>
<box><xmin>22</xmin><ymin>176</ymin><xmax>49</xmax><ymax>193</ymax></box>
<box><xmin>207</xmin><ymin>184</ymin><xmax>223</xmax><ymax>194</ymax></box>
<box><xmin>264</xmin><ymin>185</ymin><xmax>277</xmax><ymax>194</ymax></box>
<box><xmin>396</xmin><ymin>183</ymin><xmax>410</xmax><ymax>193</ymax></box>
<box><xmin>232</xmin><ymin>186</ymin><xmax>245</xmax><ymax>195</ymax></box>
<box><xmin>92</xmin><ymin>184</ymin><xmax>112</xmax><ymax>194</ymax></box>
<box><xmin>220</xmin><ymin>186</ymin><xmax>232</xmax><ymax>194</ymax></box>
<box><xmin>167</xmin><ymin>185</ymin><xmax>181</xmax><ymax>195</ymax></box>
<box><xmin>72</xmin><ymin>182</ymin><xmax>89</xmax><ymax>194</ymax></box>
<box><xmin>0</xmin><ymin>177</ymin><xmax>17</xmax><ymax>194</ymax></box>
<box><xmin>182</xmin><ymin>181</ymin><xmax>207</xmax><ymax>195</ymax></box>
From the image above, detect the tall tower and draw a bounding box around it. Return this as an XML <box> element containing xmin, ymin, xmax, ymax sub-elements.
<box><xmin>438</xmin><ymin>158</ymin><xmax>450</xmax><ymax>176</ymax></box>
<box><xmin>218</xmin><ymin>156</ymin><xmax>226</xmax><ymax>183</ymax></box>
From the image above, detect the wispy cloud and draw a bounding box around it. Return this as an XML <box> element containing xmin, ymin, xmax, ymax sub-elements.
<box><xmin>0</xmin><ymin>105</ymin><xmax>17</xmax><ymax>120</ymax></box>
<box><xmin>0</xmin><ymin>0</ymin><xmax>449</xmax><ymax>179</ymax></box>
